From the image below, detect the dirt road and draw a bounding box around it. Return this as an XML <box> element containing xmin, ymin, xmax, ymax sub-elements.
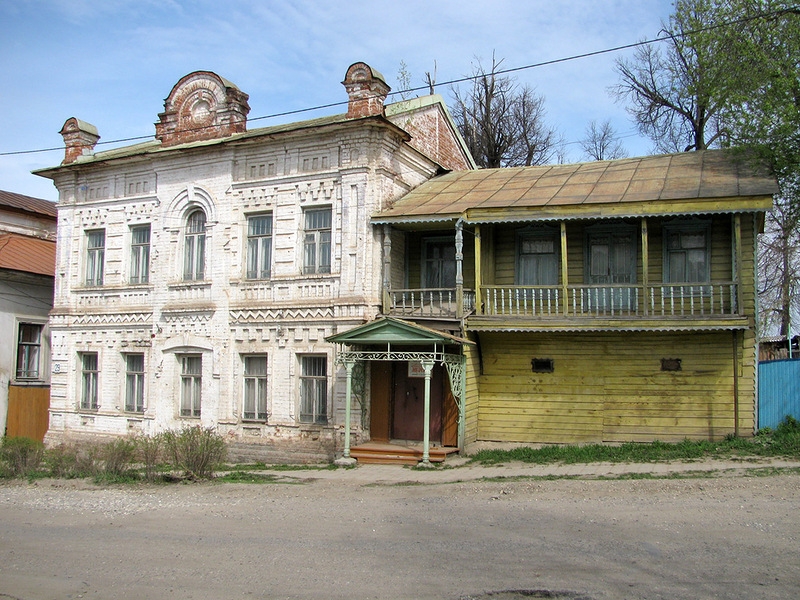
<box><xmin>1</xmin><ymin>470</ymin><xmax>798</xmax><ymax>599</ymax></box>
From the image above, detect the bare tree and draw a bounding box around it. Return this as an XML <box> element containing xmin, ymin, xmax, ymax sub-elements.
<box><xmin>451</xmin><ymin>56</ymin><xmax>560</xmax><ymax>168</ymax></box>
<box><xmin>613</xmin><ymin>0</ymin><xmax>730</xmax><ymax>153</ymax></box>
<box><xmin>580</xmin><ymin>120</ymin><xmax>628</xmax><ymax>161</ymax></box>
<box><xmin>758</xmin><ymin>180</ymin><xmax>800</xmax><ymax>337</ymax></box>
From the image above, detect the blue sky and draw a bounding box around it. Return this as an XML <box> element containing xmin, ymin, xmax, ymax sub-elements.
<box><xmin>0</xmin><ymin>0</ymin><xmax>675</xmax><ymax>202</ymax></box>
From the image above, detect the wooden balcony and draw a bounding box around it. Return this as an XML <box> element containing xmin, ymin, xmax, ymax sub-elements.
<box><xmin>385</xmin><ymin>288</ymin><xmax>476</xmax><ymax>319</ymax></box>
<box><xmin>479</xmin><ymin>282</ymin><xmax>738</xmax><ymax>318</ymax></box>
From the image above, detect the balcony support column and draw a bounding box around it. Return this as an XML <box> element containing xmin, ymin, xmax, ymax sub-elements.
<box><xmin>734</xmin><ymin>214</ymin><xmax>743</xmax><ymax>313</ymax></box>
<box><xmin>474</xmin><ymin>225</ymin><xmax>482</xmax><ymax>315</ymax></box>
<box><xmin>641</xmin><ymin>218</ymin><xmax>649</xmax><ymax>315</ymax></box>
<box><xmin>560</xmin><ymin>221</ymin><xmax>568</xmax><ymax>316</ymax></box>
<box><xmin>382</xmin><ymin>224</ymin><xmax>392</xmax><ymax>313</ymax></box>
<box><xmin>455</xmin><ymin>219</ymin><xmax>464</xmax><ymax>316</ymax></box>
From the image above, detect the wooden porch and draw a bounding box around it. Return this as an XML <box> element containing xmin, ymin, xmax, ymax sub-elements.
<box><xmin>349</xmin><ymin>441</ymin><xmax>460</xmax><ymax>465</ymax></box>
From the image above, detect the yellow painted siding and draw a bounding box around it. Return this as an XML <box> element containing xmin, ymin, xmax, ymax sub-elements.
<box><xmin>463</xmin><ymin>334</ymin><xmax>481</xmax><ymax>444</ymax></box>
<box><xmin>475</xmin><ymin>330</ymin><xmax>751</xmax><ymax>443</ymax></box>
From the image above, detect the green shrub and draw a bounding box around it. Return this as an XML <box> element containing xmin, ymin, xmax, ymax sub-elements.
<box><xmin>163</xmin><ymin>426</ymin><xmax>226</xmax><ymax>480</ymax></box>
<box><xmin>134</xmin><ymin>434</ymin><xmax>163</xmax><ymax>482</ymax></box>
<box><xmin>1</xmin><ymin>436</ymin><xmax>44</xmax><ymax>477</ymax></box>
<box><xmin>101</xmin><ymin>437</ymin><xmax>137</xmax><ymax>477</ymax></box>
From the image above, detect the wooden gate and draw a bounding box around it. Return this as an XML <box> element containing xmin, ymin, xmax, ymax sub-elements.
<box><xmin>6</xmin><ymin>385</ymin><xmax>50</xmax><ymax>441</ymax></box>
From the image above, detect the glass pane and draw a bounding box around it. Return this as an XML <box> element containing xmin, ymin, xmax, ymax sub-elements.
<box><xmin>20</xmin><ymin>324</ymin><xmax>41</xmax><ymax>344</ymax></box>
<box><xmin>244</xmin><ymin>356</ymin><xmax>267</xmax><ymax>376</ymax></box>
<box><xmin>682</xmin><ymin>232</ymin><xmax>705</xmax><ymax>249</ymax></box>
<box><xmin>686</xmin><ymin>248</ymin><xmax>707</xmax><ymax>282</ymax></box>
<box><xmin>132</xmin><ymin>226</ymin><xmax>150</xmax><ymax>244</ymax></box>
<box><xmin>590</xmin><ymin>243</ymin><xmax>609</xmax><ymax>279</ymax></box>
<box><xmin>249</xmin><ymin>216</ymin><xmax>272</xmax><ymax>236</ymax></box>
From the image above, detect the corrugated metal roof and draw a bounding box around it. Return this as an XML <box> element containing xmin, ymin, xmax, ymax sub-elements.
<box><xmin>373</xmin><ymin>150</ymin><xmax>778</xmax><ymax>224</ymax></box>
<box><xmin>0</xmin><ymin>232</ymin><xmax>56</xmax><ymax>276</ymax></box>
<box><xmin>0</xmin><ymin>190</ymin><xmax>57</xmax><ymax>219</ymax></box>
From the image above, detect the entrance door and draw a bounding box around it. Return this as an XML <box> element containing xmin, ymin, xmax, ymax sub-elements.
<box><xmin>391</xmin><ymin>361</ymin><xmax>444</xmax><ymax>442</ymax></box>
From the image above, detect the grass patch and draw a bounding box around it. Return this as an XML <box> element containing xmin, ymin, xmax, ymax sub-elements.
<box><xmin>216</xmin><ymin>471</ymin><xmax>298</xmax><ymax>484</ymax></box>
<box><xmin>468</xmin><ymin>416</ymin><xmax>800</xmax><ymax>466</ymax></box>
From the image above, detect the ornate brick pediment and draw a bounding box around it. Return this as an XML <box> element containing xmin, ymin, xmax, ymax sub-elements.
<box><xmin>156</xmin><ymin>71</ymin><xmax>250</xmax><ymax>147</ymax></box>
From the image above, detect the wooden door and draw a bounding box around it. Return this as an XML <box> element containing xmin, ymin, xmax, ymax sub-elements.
<box><xmin>391</xmin><ymin>362</ymin><xmax>443</xmax><ymax>442</ymax></box>
<box><xmin>6</xmin><ymin>385</ymin><xmax>50</xmax><ymax>442</ymax></box>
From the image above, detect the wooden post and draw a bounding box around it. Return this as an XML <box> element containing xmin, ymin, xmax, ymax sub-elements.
<box><xmin>733</xmin><ymin>214</ymin><xmax>743</xmax><ymax>313</ymax></box>
<box><xmin>343</xmin><ymin>360</ymin><xmax>354</xmax><ymax>457</ymax></box>
<box><xmin>641</xmin><ymin>218</ymin><xmax>649</xmax><ymax>315</ymax></box>
<box><xmin>455</xmin><ymin>220</ymin><xmax>464</xmax><ymax>316</ymax></box>
<box><xmin>733</xmin><ymin>331</ymin><xmax>740</xmax><ymax>437</ymax></box>
<box><xmin>474</xmin><ymin>225</ymin><xmax>482</xmax><ymax>315</ymax></box>
<box><xmin>382</xmin><ymin>224</ymin><xmax>392</xmax><ymax>313</ymax></box>
<box><xmin>560</xmin><ymin>221</ymin><xmax>568</xmax><ymax>316</ymax></box>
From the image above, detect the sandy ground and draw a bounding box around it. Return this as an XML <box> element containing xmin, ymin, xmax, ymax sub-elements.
<box><xmin>1</xmin><ymin>466</ymin><xmax>799</xmax><ymax>600</ymax></box>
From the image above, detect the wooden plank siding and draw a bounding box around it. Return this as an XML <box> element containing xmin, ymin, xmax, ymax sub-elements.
<box><xmin>476</xmin><ymin>330</ymin><xmax>753</xmax><ymax>443</ymax></box>
<box><xmin>462</xmin><ymin>334</ymin><xmax>482</xmax><ymax>444</ymax></box>
<box><xmin>487</xmin><ymin>215</ymin><xmax>736</xmax><ymax>290</ymax></box>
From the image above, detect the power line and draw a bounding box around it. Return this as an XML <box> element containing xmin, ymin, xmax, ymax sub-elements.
<box><xmin>0</xmin><ymin>4</ymin><xmax>795</xmax><ymax>158</ymax></box>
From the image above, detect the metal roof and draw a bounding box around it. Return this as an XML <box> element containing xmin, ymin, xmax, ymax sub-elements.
<box><xmin>373</xmin><ymin>150</ymin><xmax>778</xmax><ymax>224</ymax></box>
<box><xmin>0</xmin><ymin>232</ymin><xmax>56</xmax><ymax>276</ymax></box>
<box><xmin>0</xmin><ymin>190</ymin><xmax>57</xmax><ymax>219</ymax></box>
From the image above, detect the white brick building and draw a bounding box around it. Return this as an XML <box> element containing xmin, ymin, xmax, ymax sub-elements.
<box><xmin>35</xmin><ymin>63</ymin><xmax>473</xmax><ymax>461</ymax></box>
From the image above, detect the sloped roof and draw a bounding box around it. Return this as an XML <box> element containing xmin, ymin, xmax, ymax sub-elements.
<box><xmin>0</xmin><ymin>190</ymin><xmax>57</xmax><ymax>219</ymax></box>
<box><xmin>0</xmin><ymin>232</ymin><xmax>56</xmax><ymax>276</ymax></box>
<box><xmin>373</xmin><ymin>150</ymin><xmax>778</xmax><ymax>224</ymax></box>
<box><xmin>327</xmin><ymin>317</ymin><xmax>472</xmax><ymax>346</ymax></box>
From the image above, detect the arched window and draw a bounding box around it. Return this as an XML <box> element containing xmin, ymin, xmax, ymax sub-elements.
<box><xmin>184</xmin><ymin>209</ymin><xmax>206</xmax><ymax>281</ymax></box>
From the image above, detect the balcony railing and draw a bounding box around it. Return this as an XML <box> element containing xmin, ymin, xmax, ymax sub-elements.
<box><xmin>482</xmin><ymin>286</ymin><xmax>561</xmax><ymax>316</ymax></box>
<box><xmin>475</xmin><ymin>282</ymin><xmax>739</xmax><ymax>318</ymax></box>
<box><xmin>387</xmin><ymin>288</ymin><xmax>475</xmax><ymax>318</ymax></box>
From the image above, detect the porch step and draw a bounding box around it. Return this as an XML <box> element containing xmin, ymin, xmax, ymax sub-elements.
<box><xmin>349</xmin><ymin>442</ymin><xmax>457</xmax><ymax>465</ymax></box>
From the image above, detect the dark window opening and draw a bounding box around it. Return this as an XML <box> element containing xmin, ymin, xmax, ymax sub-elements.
<box><xmin>661</xmin><ymin>358</ymin><xmax>682</xmax><ymax>372</ymax></box>
<box><xmin>531</xmin><ymin>358</ymin><xmax>554</xmax><ymax>373</ymax></box>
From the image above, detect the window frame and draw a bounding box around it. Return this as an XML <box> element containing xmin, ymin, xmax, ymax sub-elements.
<box><xmin>663</xmin><ymin>219</ymin><xmax>712</xmax><ymax>285</ymax></box>
<box><xmin>124</xmin><ymin>353</ymin><xmax>145</xmax><ymax>413</ymax></box>
<box><xmin>515</xmin><ymin>226</ymin><xmax>560</xmax><ymax>286</ymax></box>
<box><xmin>246</xmin><ymin>213</ymin><xmax>273</xmax><ymax>280</ymax></box>
<box><xmin>242</xmin><ymin>354</ymin><xmax>268</xmax><ymax>421</ymax></box>
<box><xmin>85</xmin><ymin>229</ymin><xmax>105</xmax><ymax>286</ymax></box>
<box><xmin>129</xmin><ymin>224</ymin><xmax>151</xmax><ymax>284</ymax></box>
<box><xmin>421</xmin><ymin>236</ymin><xmax>457</xmax><ymax>289</ymax></box>
<box><xmin>183</xmin><ymin>210</ymin><xmax>206</xmax><ymax>281</ymax></box>
<box><xmin>179</xmin><ymin>354</ymin><xmax>202</xmax><ymax>418</ymax></box>
<box><xmin>80</xmin><ymin>352</ymin><xmax>99</xmax><ymax>411</ymax></box>
<box><xmin>302</xmin><ymin>207</ymin><xmax>332</xmax><ymax>275</ymax></box>
<box><xmin>299</xmin><ymin>355</ymin><xmax>327</xmax><ymax>425</ymax></box>
<box><xmin>16</xmin><ymin>322</ymin><xmax>44</xmax><ymax>381</ymax></box>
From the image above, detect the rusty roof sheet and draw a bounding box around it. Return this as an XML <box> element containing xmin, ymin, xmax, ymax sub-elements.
<box><xmin>0</xmin><ymin>190</ymin><xmax>57</xmax><ymax>219</ymax></box>
<box><xmin>0</xmin><ymin>233</ymin><xmax>56</xmax><ymax>276</ymax></box>
<box><xmin>374</xmin><ymin>150</ymin><xmax>778</xmax><ymax>223</ymax></box>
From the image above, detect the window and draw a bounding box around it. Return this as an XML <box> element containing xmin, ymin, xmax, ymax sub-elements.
<box><xmin>125</xmin><ymin>353</ymin><xmax>145</xmax><ymax>413</ymax></box>
<box><xmin>180</xmin><ymin>355</ymin><xmax>202</xmax><ymax>417</ymax></box>
<box><xmin>16</xmin><ymin>323</ymin><xmax>43</xmax><ymax>379</ymax></box>
<box><xmin>243</xmin><ymin>355</ymin><xmax>268</xmax><ymax>421</ymax></box>
<box><xmin>80</xmin><ymin>352</ymin><xmax>99</xmax><ymax>410</ymax></box>
<box><xmin>422</xmin><ymin>237</ymin><xmax>456</xmax><ymax>288</ymax></box>
<box><xmin>303</xmin><ymin>208</ymin><xmax>331</xmax><ymax>274</ymax></box>
<box><xmin>85</xmin><ymin>229</ymin><xmax>105</xmax><ymax>286</ymax></box>
<box><xmin>246</xmin><ymin>214</ymin><xmax>273</xmax><ymax>279</ymax></box>
<box><xmin>130</xmin><ymin>225</ymin><xmax>151</xmax><ymax>284</ymax></box>
<box><xmin>517</xmin><ymin>228</ymin><xmax>559</xmax><ymax>285</ymax></box>
<box><xmin>184</xmin><ymin>210</ymin><xmax>206</xmax><ymax>281</ymax></box>
<box><xmin>299</xmin><ymin>356</ymin><xmax>327</xmax><ymax>424</ymax></box>
<box><xmin>664</xmin><ymin>222</ymin><xmax>710</xmax><ymax>284</ymax></box>
<box><xmin>585</xmin><ymin>225</ymin><xmax>637</xmax><ymax>309</ymax></box>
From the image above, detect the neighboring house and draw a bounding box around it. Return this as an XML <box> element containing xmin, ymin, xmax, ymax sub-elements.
<box><xmin>34</xmin><ymin>63</ymin><xmax>473</xmax><ymax>461</ymax></box>
<box><xmin>329</xmin><ymin>151</ymin><xmax>777</xmax><ymax>462</ymax></box>
<box><xmin>0</xmin><ymin>190</ymin><xmax>56</xmax><ymax>441</ymax></box>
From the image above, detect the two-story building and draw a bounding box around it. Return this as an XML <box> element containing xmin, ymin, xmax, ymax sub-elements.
<box><xmin>329</xmin><ymin>151</ymin><xmax>776</xmax><ymax>463</ymax></box>
<box><xmin>0</xmin><ymin>190</ymin><xmax>56</xmax><ymax>441</ymax></box>
<box><xmin>34</xmin><ymin>63</ymin><xmax>474</xmax><ymax>462</ymax></box>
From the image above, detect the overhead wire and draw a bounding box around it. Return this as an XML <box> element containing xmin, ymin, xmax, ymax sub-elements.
<box><xmin>0</xmin><ymin>4</ymin><xmax>796</xmax><ymax>158</ymax></box>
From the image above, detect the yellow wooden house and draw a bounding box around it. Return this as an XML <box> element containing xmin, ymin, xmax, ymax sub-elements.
<box><xmin>330</xmin><ymin>150</ymin><xmax>777</xmax><ymax>460</ymax></box>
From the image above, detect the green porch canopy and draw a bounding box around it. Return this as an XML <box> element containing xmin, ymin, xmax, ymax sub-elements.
<box><xmin>326</xmin><ymin>317</ymin><xmax>471</xmax><ymax>464</ymax></box>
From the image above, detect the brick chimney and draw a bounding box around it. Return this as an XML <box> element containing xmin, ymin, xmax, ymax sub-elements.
<box><xmin>59</xmin><ymin>118</ymin><xmax>100</xmax><ymax>165</ymax></box>
<box><xmin>343</xmin><ymin>62</ymin><xmax>390</xmax><ymax>119</ymax></box>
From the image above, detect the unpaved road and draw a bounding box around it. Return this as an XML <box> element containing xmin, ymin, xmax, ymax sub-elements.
<box><xmin>1</xmin><ymin>472</ymin><xmax>799</xmax><ymax>600</ymax></box>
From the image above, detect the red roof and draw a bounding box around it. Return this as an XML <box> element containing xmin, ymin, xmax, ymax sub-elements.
<box><xmin>0</xmin><ymin>232</ymin><xmax>56</xmax><ymax>276</ymax></box>
<box><xmin>0</xmin><ymin>189</ymin><xmax>57</xmax><ymax>219</ymax></box>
